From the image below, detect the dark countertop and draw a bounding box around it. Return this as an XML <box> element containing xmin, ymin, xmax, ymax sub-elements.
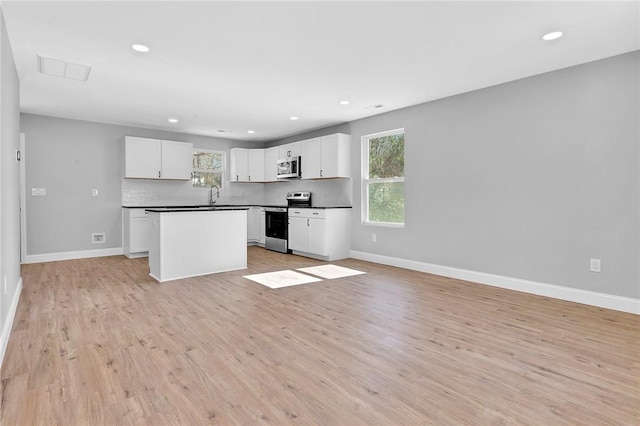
<box><xmin>123</xmin><ymin>204</ymin><xmax>286</xmax><ymax>209</ymax></box>
<box><xmin>145</xmin><ymin>207</ymin><xmax>250</xmax><ymax>213</ymax></box>
<box><xmin>123</xmin><ymin>204</ymin><xmax>350</xmax><ymax>209</ymax></box>
<box><xmin>297</xmin><ymin>206</ymin><xmax>352</xmax><ymax>209</ymax></box>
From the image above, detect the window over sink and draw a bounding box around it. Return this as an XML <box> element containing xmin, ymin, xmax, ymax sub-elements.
<box><xmin>192</xmin><ymin>149</ymin><xmax>224</xmax><ymax>188</ymax></box>
<box><xmin>362</xmin><ymin>128</ymin><xmax>405</xmax><ymax>227</ymax></box>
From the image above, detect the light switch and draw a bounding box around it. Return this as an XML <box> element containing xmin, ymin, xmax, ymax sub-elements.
<box><xmin>92</xmin><ymin>188</ymin><xmax>99</xmax><ymax>197</ymax></box>
<box><xmin>31</xmin><ymin>188</ymin><xmax>46</xmax><ymax>196</ymax></box>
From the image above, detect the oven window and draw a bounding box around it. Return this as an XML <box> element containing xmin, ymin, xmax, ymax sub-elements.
<box><xmin>266</xmin><ymin>211</ymin><xmax>287</xmax><ymax>239</ymax></box>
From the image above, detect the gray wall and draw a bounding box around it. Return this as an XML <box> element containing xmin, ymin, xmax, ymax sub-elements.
<box><xmin>0</xmin><ymin>9</ymin><xmax>21</xmax><ymax>365</ymax></box>
<box><xmin>272</xmin><ymin>51</ymin><xmax>640</xmax><ymax>299</ymax></box>
<box><xmin>264</xmin><ymin>123</ymin><xmax>350</xmax><ymax>148</ymax></box>
<box><xmin>18</xmin><ymin>51</ymin><xmax>640</xmax><ymax>300</ymax></box>
<box><xmin>20</xmin><ymin>114</ymin><xmax>258</xmax><ymax>255</ymax></box>
<box><xmin>21</xmin><ymin>114</ymin><xmax>355</xmax><ymax>256</ymax></box>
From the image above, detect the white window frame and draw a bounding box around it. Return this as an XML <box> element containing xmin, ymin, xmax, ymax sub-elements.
<box><xmin>361</xmin><ymin>128</ymin><xmax>405</xmax><ymax>228</ymax></box>
<box><xmin>192</xmin><ymin>148</ymin><xmax>225</xmax><ymax>188</ymax></box>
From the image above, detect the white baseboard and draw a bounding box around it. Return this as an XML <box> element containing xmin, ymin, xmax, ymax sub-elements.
<box><xmin>0</xmin><ymin>277</ymin><xmax>23</xmax><ymax>370</ymax></box>
<box><xmin>22</xmin><ymin>247</ymin><xmax>124</xmax><ymax>264</ymax></box>
<box><xmin>125</xmin><ymin>251</ymin><xmax>148</xmax><ymax>259</ymax></box>
<box><xmin>350</xmin><ymin>250</ymin><xmax>640</xmax><ymax>315</ymax></box>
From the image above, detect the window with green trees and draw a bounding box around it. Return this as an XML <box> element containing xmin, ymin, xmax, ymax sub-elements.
<box><xmin>362</xmin><ymin>129</ymin><xmax>405</xmax><ymax>226</ymax></box>
<box><xmin>192</xmin><ymin>149</ymin><xmax>224</xmax><ymax>188</ymax></box>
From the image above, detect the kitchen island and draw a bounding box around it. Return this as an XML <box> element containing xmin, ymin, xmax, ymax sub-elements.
<box><xmin>146</xmin><ymin>207</ymin><xmax>248</xmax><ymax>282</ymax></box>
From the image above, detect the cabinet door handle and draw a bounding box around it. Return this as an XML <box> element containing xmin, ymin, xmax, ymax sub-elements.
<box><xmin>236</xmin><ymin>175</ymin><xmax>239</xmax><ymax>181</ymax></box>
<box><xmin>307</xmin><ymin>218</ymin><xmax>309</xmax><ymax>226</ymax></box>
<box><xmin>158</xmin><ymin>171</ymin><xmax>161</xmax><ymax>178</ymax></box>
<box><xmin>320</xmin><ymin>169</ymin><xmax>323</xmax><ymax>177</ymax></box>
<box><xmin>249</xmin><ymin>175</ymin><xmax>251</xmax><ymax>182</ymax></box>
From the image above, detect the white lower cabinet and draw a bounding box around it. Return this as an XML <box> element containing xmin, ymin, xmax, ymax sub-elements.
<box><xmin>259</xmin><ymin>208</ymin><xmax>266</xmax><ymax>244</ymax></box>
<box><xmin>288</xmin><ymin>215</ymin><xmax>310</xmax><ymax>252</ymax></box>
<box><xmin>247</xmin><ymin>207</ymin><xmax>261</xmax><ymax>244</ymax></box>
<box><xmin>123</xmin><ymin>208</ymin><xmax>150</xmax><ymax>258</ymax></box>
<box><xmin>287</xmin><ymin>208</ymin><xmax>350</xmax><ymax>261</ymax></box>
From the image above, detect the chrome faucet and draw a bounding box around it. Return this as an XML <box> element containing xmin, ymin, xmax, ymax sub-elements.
<box><xmin>210</xmin><ymin>185</ymin><xmax>220</xmax><ymax>205</ymax></box>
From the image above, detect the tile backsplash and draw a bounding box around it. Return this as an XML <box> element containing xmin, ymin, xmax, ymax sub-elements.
<box><xmin>121</xmin><ymin>179</ymin><xmax>264</xmax><ymax>206</ymax></box>
<box><xmin>263</xmin><ymin>178</ymin><xmax>352</xmax><ymax>207</ymax></box>
<box><xmin>122</xmin><ymin>178</ymin><xmax>352</xmax><ymax>207</ymax></box>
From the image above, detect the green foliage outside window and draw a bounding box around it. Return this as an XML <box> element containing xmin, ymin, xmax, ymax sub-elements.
<box><xmin>366</xmin><ymin>132</ymin><xmax>405</xmax><ymax>225</ymax></box>
<box><xmin>192</xmin><ymin>150</ymin><xmax>224</xmax><ymax>188</ymax></box>
<box><xmin>368</xmin><ymin>182</ymin><xmax>405</xmax><ymax>223</ymax></box>
<box><xmin>368</xmin><ymin>134</ymin><xmax>404</xmax><ymax>179</ymax></box>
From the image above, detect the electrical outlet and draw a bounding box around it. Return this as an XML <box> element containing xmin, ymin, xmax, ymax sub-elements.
<box><xmin>372</xmin><ymin>233</ymin><xmax>377</xmax><ymax>242</ymax></box>
<box><xmin>31</xmin><ymin>188</ymin><xmax>46</xmax><ymax>196</ymax></box>
<box><xmin>92</xmin><ymin>233</ymin><xmax>105</xmax><ymax>244</ymax></box>
<box><xmin>590</xmin><ymin>258</ymin><xmax>601</xmax><ymax>273</ymax></box>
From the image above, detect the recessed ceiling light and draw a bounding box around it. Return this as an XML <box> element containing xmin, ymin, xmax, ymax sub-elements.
<box><xmin>131</xmin><ymin>43</ymin><xmax>150</xmax><ymax>53</ymax></box>
<box><xmin>290</xmin><ymin>116</ymin><xmax>299</xmax><ymax>121</ymax></box>
<box><xmin>247</xmin><ymin>130</ymin><xmax>256</xmax><ymax>134</ymax></box>
<box><xmin>339</xmin><ymin>100</ymin><xmax>350</xmax><ymax>105</ymax></box>
<box><xmin>542</xmin><ymin>31</ymin><xmax>563</xmax><ymax>41</ymax></box>
<box><xmin>168</xmin><ymin>118</ymin><xmax>178</xmax><ymax>123</ymax></box>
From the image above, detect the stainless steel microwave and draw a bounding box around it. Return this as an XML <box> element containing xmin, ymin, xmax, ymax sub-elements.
<box><xmin>277</xmin><ymin>156</ymin><xmax>301</xmax><ymax>179</ymax></box>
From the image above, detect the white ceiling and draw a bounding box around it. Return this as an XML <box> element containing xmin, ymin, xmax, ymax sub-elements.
<box><xmin>2</xmin><ymin>1</ymin><xmax>639</xmax><ymax>142</ymax></box>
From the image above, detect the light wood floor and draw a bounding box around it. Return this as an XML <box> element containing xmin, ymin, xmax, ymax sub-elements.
<box><xmin>1</xmin><ymin>247</ymin><xmax>638</xmax><ymax>425</ymax></box>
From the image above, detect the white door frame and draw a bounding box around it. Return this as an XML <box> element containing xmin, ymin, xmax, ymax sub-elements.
<box><xmin>19</xmin><ymin>133</ymin><xmax>26</xmax><ymax>263</ymax></box>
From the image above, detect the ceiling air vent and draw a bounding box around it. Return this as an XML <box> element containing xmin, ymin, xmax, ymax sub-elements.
<box><xmin>37</xmin><ymin>55</ymin><xmax>91</xmax><ymax>82</ymax></box>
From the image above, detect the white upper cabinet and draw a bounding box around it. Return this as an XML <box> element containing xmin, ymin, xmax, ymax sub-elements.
<box><xmin>248</xmin><ymin>149</ymin><xmax>264</xmax><ymax>182</ymax></box>
<box><xmin>125</xmin><ymin>136</ymin><xmax>192</xmax><ymax>180</ymax></box>
<box><xmin>320</xmin><ymin>133</ymin><xmax>351</xmax><ymax>178</ymax></box>
<box><xmin>230</xmin><ymin>148</ymin><xmax>249</xmax><ymax>182</ymax></box>
<box><xmin>228</xmin><ymin>133</ymin><xmax>350</xmax><ymax>183</ymax></box>
<box><xmin>230</xmin><ymin>148</ymin><xmax>264</xmax><ymax>182</ymax></box>
<box><xmin>125</xmin><ymin>136</ymin><xmax>161</xmax><ymax>178</ymax></box>
<box><xmin>263</xmin><ymin>147</ymin><xmax>279</xmax><ymax>182</ymax></box>
<box><xmin>301</xmin><ymin>137</ymin><xmax>322</xmax><ymax>179</ymax></box>
<box><xmin>161</xmin><ymin>140</ymin><xmax>193</xmax><ymax>180</ymax></box>
<box><xmin>301</xmin><ymin>133</ymin><xmax>351</xmax><ymax>179</ymax></box>
<box><xmin>278</xmin><ymin>141</ymin><xmax>301</xmax><ymax>159</ymax></box>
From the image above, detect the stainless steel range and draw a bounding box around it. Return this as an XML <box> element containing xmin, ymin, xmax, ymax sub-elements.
<box><xmin>263</xmin><ymin>192</ymin><xmax>312</xmax><ymax>254</ymax></box>
<box><xmin>264</xmin><ymin>206</ymin><xmax>288</xmax><ymax>253</ymax></box>
<box><xmin>286</xmin><ymin>191</ymin><xmax>312</xmax><ymax>209</ymax></box>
